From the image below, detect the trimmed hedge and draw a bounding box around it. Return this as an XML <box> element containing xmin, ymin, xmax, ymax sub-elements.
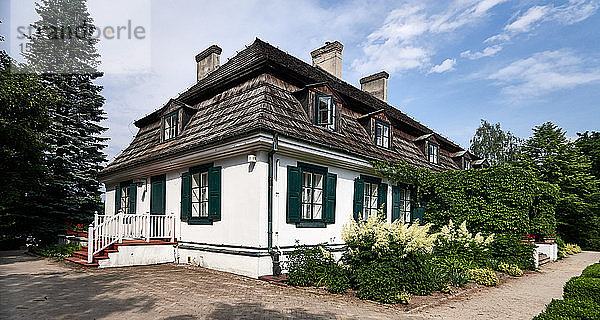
<box><xmin>581</xmin><ymin>263</ymin><xmax>600</xmax><ymax>278</ymax></box>
<box><xmin>532</xmin><ymin>299</ymin><xmax>600</xmax><ymax>320</ymax></box>
<box><xmin>563</xmin><ymin>276</ymin><xmax>600</xmax><ymax>304</ymax></box>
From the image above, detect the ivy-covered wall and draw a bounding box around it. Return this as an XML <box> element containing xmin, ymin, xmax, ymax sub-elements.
<box><xmin>376</xmin><ymin>163</ymin><xmax>559</xmax><ymax>238</ymax></box>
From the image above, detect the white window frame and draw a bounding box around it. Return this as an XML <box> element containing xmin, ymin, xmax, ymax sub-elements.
<box><xmin>316</xmin><ymin>94</ymin><xmax>336</xmax><ymax>131</ymax></box>
<box><xmin>191</xmin><ymin>171</ymin><xmax>209</xmax><ymax>218</ymax></box>
<box><xmin>375</xmin><ymin>121</ymin><xmax>390</xmax><ymax>148</ymax></box>
<box><xmin>362</xmin><ymin>181</ymin><xmax>379</xmax><ymax>221</ymax></box>
<box><xmin>428</xmin><ymin>142</ymin><xmax>439</xmax><ymax>164</ymax></box>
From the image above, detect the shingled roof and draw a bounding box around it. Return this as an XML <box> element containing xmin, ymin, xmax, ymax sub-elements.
<box><xmin>101</xmin><ymin>39</ymin><xmax>470</xmax><ymax>177</ymax></box>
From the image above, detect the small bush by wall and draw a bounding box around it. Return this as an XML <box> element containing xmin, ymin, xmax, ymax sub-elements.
<box><xmin>489</xmin><ymin>234</ymin><xmax>535</xmax><ymax>270</ymax></box>
<box><xmin>285</xmin><ymin>244</ymin><xmax>350</xmax><ymax>294</ymax></box>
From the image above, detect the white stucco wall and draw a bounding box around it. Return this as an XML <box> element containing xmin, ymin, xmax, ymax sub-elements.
<box><xmin>272</xmin><ymin>154</ymin><xmax>393</xmax><ymax>249</ymax></box>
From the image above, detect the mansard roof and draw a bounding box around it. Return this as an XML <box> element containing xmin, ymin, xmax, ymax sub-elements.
<box><xmin>101</xmin><ymin>39</ymin><xmax>469</xmax><ymax>177</ymax></box>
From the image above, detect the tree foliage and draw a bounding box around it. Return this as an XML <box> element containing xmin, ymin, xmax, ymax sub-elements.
<box><xmin>0</xmin><ymin>51</ymin><xmax>52</xmax><ymax>239</ymax></box>
<box><xmin>517</xmin><ymin>122</ymin><xmax>600</xmax><ymax>250</ymax></box>
<box><xmin>469</xmin><ymin>119</ymin><xmax>522</xmax><ymax>165</ymax></box>
<box><xmin>576</xmin><ymin>131</ymin><xmax>600</xmax><ymax>180</ymax></box>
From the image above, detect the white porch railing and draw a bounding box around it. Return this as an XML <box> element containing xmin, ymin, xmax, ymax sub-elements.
<box><xmin>88</xmin><ymin>211</ymin><xmax>176</xmax><ymax>263</ymax></box>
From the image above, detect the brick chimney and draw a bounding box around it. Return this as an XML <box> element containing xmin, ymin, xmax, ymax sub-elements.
<box><xmin>360</xmin><ymin>71</ymin><xmax>389</xmax><ymax>102</ymax></box>
<box><xmin>310</xmin><ymin>41</ymin><xmax>343</xmax><ymax>79</ymax></box>
<box><xmin>195</xmin><ymin>45</ymin><xmax>222</xmax><ymax>82</ymax></box>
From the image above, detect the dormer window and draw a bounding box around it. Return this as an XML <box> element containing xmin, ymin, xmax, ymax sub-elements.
<box><xmin>464</xmin><ymin>158</ymin><xmax>472</xmax><ymax>170</ymax></box>
<box><xmin>375</xmin><ymin>120</ymin><xmax>390</xmax><ymax>148</ymax></box>
<box><xmin>315</xmin><ymin>94</ymin><xmax>336</xmax><ymax>131</ymax></box>
<box><xmin>428</xmin><ymin>142</ymin><xmax>439</xmax><ymax>164</ymax></box>
<box><xmin>163</xmin><ymin>111</ymin><xmax>178</xmax><ymax>141</ymax></box>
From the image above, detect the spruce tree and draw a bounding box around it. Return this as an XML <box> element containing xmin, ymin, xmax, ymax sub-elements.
<box><xmin>23</xmin><ymin>0</ymin><xmax>107</xmax><ymax>242</ymax></box>
<box><xmin>518</xmin><ymin>122</ymin><xmax>600</xmax><ymax>249</ymax></box>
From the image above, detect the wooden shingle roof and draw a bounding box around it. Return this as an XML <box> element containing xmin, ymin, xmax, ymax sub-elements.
<box><xmin>101</xmin><ymin>39</ymin><xmax>467</xmax><ymax>177</ymax></box>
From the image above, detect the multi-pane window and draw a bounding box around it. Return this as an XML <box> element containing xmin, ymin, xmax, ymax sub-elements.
<box><xmin>362</xmin><ymin>182</ymin><xmax>379</xmax><ymax>221</ymax></box>
<box><xmin>164</xmin><ymin>111</ymin><xmax>178</xmax><ymax>141</ymax></box>
<box><xmin>399</xmin><ymin>188</ymin><xmax>411</xmax><ymax>222</ymax></box>
<box><xmin>464</xmin><ymin>158</ymin><xmax>472</xmax><ymax>170</ymax></box>
<box><xmin>316</xmin><ymin>95</ymin><xmax>336</xmax><ymax>131</ymax></box>
<box><xmin>428</xmin><ymin>142</ymin><xmax>439</xmax><ymax>164</ymax></box>
<box><xmin>301</xmin><ymin>171</ymin><xmax>324</xmax><ymax>220</ymax></box>
<box><xmin>375</xmin><ymin>121</ymin><xmax>390</xmax><ymax>148</ymax></box>
<box><xmin>191</xmin><ymin>171</ymin><xmax>209</xmax><ymax>218</ymax></box>
<box><xmin>120</xmin><ymin>185</ymin><xmax>130</xmax><ymax>214</ymax></box>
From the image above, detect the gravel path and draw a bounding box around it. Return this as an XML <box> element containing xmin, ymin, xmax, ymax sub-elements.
<box><xmin>1</xmin><ymin>250</ymin><xmax>598</xmax><ymax>320</ymax></box>
<box><xmin>417</xmin><ymin>251</ymin><xmax>600</xmax><ymax>319</ymax></box>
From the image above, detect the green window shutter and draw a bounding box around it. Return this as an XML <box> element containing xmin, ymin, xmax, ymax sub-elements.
<box><xmin>129</xmin><ymin>183</ymin><xmax>137</xmax><ymax>214</ymax></box>
<box><xmin>181</xmin><ymin>172</ymin><xmax>191</xmax><ymax>221</ymax></box>
<box><xmin>378</xmin><ymin>183</ymin><xmax>387</xmax><ymax>218</ymax></box>
<box><xmin>150</xmin><ymin>175</ymin><xmax>166</xmax><ymax>215</ymax></box>
<box><xmin>391</xmin><ymin>186</ymin><xmax>401</xmax><ymax>222</ymax></box>
<box><xmin>208</xmin><ymin>166</ymin><xmax>222</xmax><ymax>221</ymax></box>
<box><xmin>412</xmin><ymin>202</ymin><xmax>425</xmax><ymax>224</ymax></box>
<box><xmin>286</xmin><ymin>166</ymin><xmax>302</xmax><ymax>223</ymax></box>
<box><xmin>115</xmin><ymin>185</ymin><xmax>121</xmax><ymax>213</ymax></box>
<box><xmin>353</xmin><ymin>178</ymin><xmax>364</xmax><ymax>221</ymax></box>
<box><xmin>324</xmin><ymin>173</ymin><xmax>337</xmax><ymax>224</ymax></box>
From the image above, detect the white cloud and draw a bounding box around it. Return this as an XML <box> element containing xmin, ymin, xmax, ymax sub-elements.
<box><xmin>461</xmin><ymin>45</ymin><xmax>503</xmax><ymax>59</ymax></box>
<box><xmin>352</xmin><ymin>0</ymin><xmax>507</xmax><ymax>75</ymax></box>
<box><xmin>467</xmin><ymin>0</ymin><xmax>598</xmax><ymax>60</ymax></box>
<box><xmin>488</xmin><ymin>50</ymin><xmax>600</xmax><ymax>97</ymax></box>
<box><xmin>429</xmin><ymin>58</ymin><xmax>456</xmax><ymax>74</ymax></box>
<box><xmin>504</xmin><ymin>5</ymin><xmax>551</xmax><ymax>33</ymax></box>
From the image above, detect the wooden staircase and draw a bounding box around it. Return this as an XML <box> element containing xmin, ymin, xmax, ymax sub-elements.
<box><xmin>65</xmin><ymin>239</ymin><xmax>177</xmax><ymax>267</ymax></box>
<box><xmin>538</xmin><ymin>253</ymin><xmax>551</xmax><ymax>267</ymax></box>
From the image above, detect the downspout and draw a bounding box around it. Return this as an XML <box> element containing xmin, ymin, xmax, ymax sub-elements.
<box><xmin>268</xmin><ymin>132</ymin><xmax>281</xmax><ymax>276</ymax></box>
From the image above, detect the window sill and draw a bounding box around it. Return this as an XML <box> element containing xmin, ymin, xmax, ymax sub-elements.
<box><xmin>296</xmin><ymin>221</ymin><xmax>327</xmax><ymax>228</ymax></box>
<box><xmin>186</xmin><ymin>218</ymin><xmax>214</xmax><ymax>225</ymax></box>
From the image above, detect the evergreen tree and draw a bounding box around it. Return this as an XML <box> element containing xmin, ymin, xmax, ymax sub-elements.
<box><xmin>518</xmin><ymin>122</ymin><xmax>600</xmax><ymax>249</ymax></box>
<box><xmin>576</xmin><ymin>131</ymin><xmax>600</xmax><ymax>179</ymax></box>
<box><xmin>23</xmin><ymin>0</ymin><xmax>107</xmax><ymax>242</ymax></box>
<box><xmin>0</xmin><ymin>51</ymin><xmax>52</xmax><ymax>240</ymax></box>
<box><xmin>469</xmin><ymin>119</ymin><xmax>521</xmax><ymax>165</ymax></box>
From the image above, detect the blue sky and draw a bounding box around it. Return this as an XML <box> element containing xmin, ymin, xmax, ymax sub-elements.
<box><xmin>2</xmin><ymin>0</ymin><xmax>600</xmax><ymax>160</ymax></box>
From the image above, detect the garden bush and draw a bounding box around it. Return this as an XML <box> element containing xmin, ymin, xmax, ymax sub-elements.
<box><xmin>564</xmin><ymin>243</ymin><xmax>582</xmax><ymax>255</ymax></box>
<box><xmin>432</xmin><ymin>258</ymin><xmax>471</xmax><ymax>287</ymax></box>
<box><xmin>532</xmin><ymin>299</ymin><xmax>600</xmax><ymax>320</ymax></box>
<box><xmin>497</xmin><ymin>263</ymin><xmax>523</xmax><ymax>277</ymax></box>
<box><xmin>581</xmin><ymin>262</ymin><xmax>600</xmax><ymax>278</ymax></box>
<box><xmin>563</xmin><ymin>276</ymin><xmax>600</xmax><ymax>304</ymax></box>
<box><xmin>285</xmin><ymin>244</ymin><xmax>350</xmax><ymax>294</ymax></box>
<box><xmin>30</xmin><ymin>242</ymin><xmax>80</xmax><ymax>260</ymax></box>
<box><xmin>433</xmin><ymin>220</ymin><xmax>494</xmax><ymax>267</ymax></box>
<box><xmin>354</xmin><ymin>260</ymin><xmax>410</xmax><ymax>304</ymax></box>
<box><xmin>489</xmin><ymin>234</ymin><xmax>535</xmax><ymax>270</ymax></box>
<box><xmin>467</xmin><ymin>268</ymin><xmax>498</xmax><ymax>287</ymax></box>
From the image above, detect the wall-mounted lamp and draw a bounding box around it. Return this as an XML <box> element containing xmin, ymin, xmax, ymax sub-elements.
<box><xmin>248</xmin><ymin>154</ymin><xmax>257</xmax><ymax>163</ymax></box>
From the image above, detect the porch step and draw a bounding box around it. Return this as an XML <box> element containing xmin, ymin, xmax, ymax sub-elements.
<box><xmin>66</xmin><ymin>239</ymin><xmax>177</xmax><ymax>268</ymax></box>
<box><xmin>259</xmin><ymin>274</ymin><xmax>288</xmax><ymax>283</ymax></box>
<box><xmin>64</xmin><ymin>256</ymin><xmax>99</xmax><ymax>267</ymax></box>
<box><xmin>539</xmin><ymin>253</ymin><xmax>551</xmax><ymax>266</ymax></box>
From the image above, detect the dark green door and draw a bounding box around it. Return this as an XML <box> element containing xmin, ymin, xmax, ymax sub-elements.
<box><xmin>150</xmin><ymin>175</ymin><xmax>166</xmax><ymax>215</ymax></box>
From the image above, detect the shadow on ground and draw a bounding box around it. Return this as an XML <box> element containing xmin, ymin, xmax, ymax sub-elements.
<box><xmin>0</xmin><ymin>251</ymin><xmax>158</xmax><ymax>319</ymax></box>
<box><xmin>204</xmin><ymin>302</ymin><xmax>352</xmax><ymax>320</ymax></box>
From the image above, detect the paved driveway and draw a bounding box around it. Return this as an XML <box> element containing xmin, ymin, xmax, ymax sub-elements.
<box><xmin>0</xmin><ymin>250</ymin><xmax>419</xmax><ymax>320</ymax></box>
<box><xmin>1</xmin><ymin>250</ymin><xmax>598</xmax><ymax>320</ymax></box>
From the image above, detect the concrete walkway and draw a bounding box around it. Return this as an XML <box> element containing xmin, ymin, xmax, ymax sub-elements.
<box><xmin>417</xmin><ymin>251</ymin><xmax>600</xmax><ymax>319</ymax></box>
<box><xmin>1</xmin><ymin>250</ymin><xmax>598</xmax><ymax>319</ymax></box>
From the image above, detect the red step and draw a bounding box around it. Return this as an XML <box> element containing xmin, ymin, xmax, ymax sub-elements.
<box><xmin>64</xmin><ymin>256</ymin><xmax>99</xmax><ymax>267</ymax></box>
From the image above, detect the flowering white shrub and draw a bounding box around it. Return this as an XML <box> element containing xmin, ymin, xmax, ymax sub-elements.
<box><xmin>437</xmin><ymin>220</ymin><xmax>494</xmax><ymax>248</ymax></box>
<box><xmin>342</xmin><ymin>213</ymin><xmax>436</xmax><ymax>259</ymax></box>
<box><xmin>434</xmin><ymin>220</ymin><xmax>494</xmax><ymax>265</ymax></box>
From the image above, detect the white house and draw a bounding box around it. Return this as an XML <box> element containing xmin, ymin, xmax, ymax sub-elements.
<box><xmin>72</xmin><ymin>39</ymin><xmax>487</xmax><ymax>278</ymax></box>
